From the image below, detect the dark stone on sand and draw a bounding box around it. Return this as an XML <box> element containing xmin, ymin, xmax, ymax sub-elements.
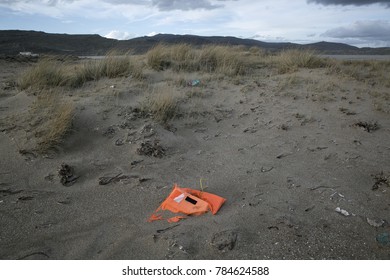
<box><xmin>58</xmin><ymin>163</ymin><xmax>78</xmax><ymax>186</ymax></box>
<box><xmin>137</xmin><ymin>140</ymin><xmax>165</xmax><ymax>158</ymax></box>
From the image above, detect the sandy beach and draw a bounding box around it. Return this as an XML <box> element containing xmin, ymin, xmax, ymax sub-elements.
<box><xmin>0</xmin><ymin>48</ymin><xmax>389</xmax><ymax>260</ymax></box>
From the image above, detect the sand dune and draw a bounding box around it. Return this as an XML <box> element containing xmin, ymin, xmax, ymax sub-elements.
<box><xmin>1</xmin><ymin>48</ymin><xmax>389</xmax><ymax>259</ymax></box>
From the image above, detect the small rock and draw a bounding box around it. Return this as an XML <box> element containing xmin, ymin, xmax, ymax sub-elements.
<box><xmin>58</xmin><ymin>164</ymin><xmax>78</xmax><ymax>186</ymax></box>
<box><xmin>367</xmin><ymin>217</ymin><xmax>384</xmax><ymax>228</ymax></box>
<box><xmin>243</xmin><ymin>127</ymin><xmax>257</xmax><ymax>133</ymax></box>
<box><xmin>102</xmin><ymin>126</ymin><xmax>116</xmax><ymax>137</ymax></box>
<box><xmin>261</xmin><ymin>166</ymin><xmax>273</xmax><ymax>173</ymax></box>
<box><xmin>115</xmin><ymin>139</ymin><xmax>124</xmax><ymax>146</ymax></box>
<box><xmin>335</xmin><ymin>207</ymin><xmax>350</xmax><ymax>216</ymax></box>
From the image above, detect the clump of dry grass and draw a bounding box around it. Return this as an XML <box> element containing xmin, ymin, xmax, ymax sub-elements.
<box><xmin>276</xmin><ymin>74</ymin><xmax>302</xmax><ymax>91</ymax></box>
<box><xmin>146</xmin><ymin>44</ymin><xmax>249</xmax><ymax>76</ymax></box>
<box><xmin>140</xmin><ymin>84</ymin><xmax>179</xmax><ymax>124</ymax></box>
<box><xmin>327</xmin><ymin>60</ymin><xmax>390</xmax><ymax>88</ymax></box>
<box><xmin>146</xmin><ymin>44</ymin><xmax>172</xmax><ymax>71</ymax></box>
<box><xmin>29</xmin><ymin>90</ymin><xmax>75</xmax><ymax>152</ymax></box>
<box><xmin>18</xmin><ymin>58</ymin><xmax>67</xmax><ymax>90</ymax></box>
<box><xmin>18</xmin><ymin>53</ymin><xmax>145</xmax><ymax>90</ymax></box>
<box><xmin>198</xmin><ymin>45</ymin><xmax>247</xmax><ymax>76</ymax></box>
<box><xmin>69</xmin><ymin>54</ymin><xmax>144</xmax><ymax>86</ymax></box>
<box><xmin>248</xmin><ymin>46</ymin><xmax>267</xmax><ymax>57</ymax></box>
<box><xmin>274</xmin><ymin>49</ymin><xmax>327</xmax><ymax>73</ymax></box>
<box><xmin>170</xmin><ymin>44</ymin><xmax>196</xmax><ymax>71</ymax></box>
<box><xmin>104</xmin><ymin>53</ymin><xmax>132</xmax><ymax>78</ymax></box>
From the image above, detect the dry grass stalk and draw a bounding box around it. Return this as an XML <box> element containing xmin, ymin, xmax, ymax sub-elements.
<box><xmin>328</xmin><ymin>60</ymin><xmax>390</xmax><ymax>88</ymax></box>
<box><xmin>198</xmin><ymin>45</ymin><xmax>246</xmax><ymax>76</ymax></box>
<box><xmin>146</xmin><ymin>44</ymin><xmax>171</xmax><ymax>71</ymax></box>
<box><xmin>146</xmin><ymin>44</ymin><xmax>248</xmax><ymax>76</ymax></box>
<box><xmin>18</xmin><ymin>58</ymin><xmax>67</xmax><ymax>90</ymax></box>
<box><xmin>274</xmin><ymin>49</ymin><xmax>327</xmax><ymax>73</ymax></box>
<box><xmin>141</xmin><ymin>85</ymin><xmax>178</xmax><ymax>124</ymax></box>
<box><xmin>19</xmin><ymin>53</ymin><xmax>144</xmax><ymax>90</ymax></box>
<box><xmin>29</xmin><ymin>90</ymin><xmax>75</xmax><ymax>152</ymax></box>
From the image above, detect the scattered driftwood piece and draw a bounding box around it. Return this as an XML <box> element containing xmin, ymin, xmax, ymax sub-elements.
<box><xmin>17</xmin><ymin>196</ymin><xmax>34</xmax><ymax>201</ymax></box>
<box><xmin>307</xmin><ymin>146</ymin><xmax>328</xmax><ymax>152</ymax></box>
<box><xmin>276</xmin><ymin>152</ymin><xmax>293</xmax><ymax>159</ymax></box>
<box><xmin>243</xmin><ymin>127</ymin><xmax>257</xmax><ymax>133</ymax></box>
<box><xmin>305</xmin><ymin>205</ymin><xmax>315</xmax><ymax>212</ymax></box>
<box><xmin>156</xmin><ymin>224</ymin><xmax>180</xmax><ymax>234</ymax></box>
<box><xmin>309</xmin><ymin>185</ymin><xmax>339</xmax><ymax>191</ymax></box>
<box><xmin>130</xmin><ymin>160</ymin><xmax>144</xmax><ymax>166</ymax></box>
<box><xmin>17</xmin><ymin>251</ymin><xmax>49</xmax><ymax>260</ymax></box>
<box><xmin>98</xmin><ymin>173</ymin><xmax>138</xmax><ymax>185</ymax></box>
<box><xmin>0</xmin><ymin>187</ymin><xmax>23</xmax><ymax>196</ymax></box>
<box><xmin>267</xmin><ymin>226</ymin><xmax>279</xmax><ymax>230</ymax></box>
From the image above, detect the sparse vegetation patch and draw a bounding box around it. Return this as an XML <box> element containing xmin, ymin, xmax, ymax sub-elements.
<box><xmin>18</xmin><ymin>53</ymin><xmax>144</xmax><ymax>90</ymax></box>
<box><xmin>146</xmin><ymin>44</ymin><xmax>249</xmax><ymax>76</ymax></box>
<box><xmin>274</xmin><ymin>49</ymin><xmax>328</xmax><ymax>73</ymax></box>
<box><xmin>140</xmin><ymin>84</ymin><xmax>179</xmax><ymax>124</ymax></box>
<box><xmin>28</xmin><ymin>90</ymin><xmax>75</xmax><ymax>152</ymax></box>
<box><xmin>18</xmin><ymin>58</ymin><xmax>67</xmax><ymax>90</ymax></box>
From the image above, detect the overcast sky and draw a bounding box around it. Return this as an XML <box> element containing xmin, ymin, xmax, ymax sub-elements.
<box><xmin>0</xmin><ymin>0</ymin><xmax>389</xmax><ymax>47</ymax></box>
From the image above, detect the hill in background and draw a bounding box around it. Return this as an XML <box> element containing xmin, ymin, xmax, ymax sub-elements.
<box><xmin>1</xmin><ymin>30</ymin><xmax>389</xmax><ymax>56</ymax></box>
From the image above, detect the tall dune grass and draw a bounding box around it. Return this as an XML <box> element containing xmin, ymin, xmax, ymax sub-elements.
<box><xmin>327</xmin><ymin>60</ymin><xmax>390</xmax><ymax>88</ymax></box>
<box><xmin>18</xmin><ymin>53</ymin><xmax>144</xmax><ymax>90</ymax></box>
<box><xmin>140</xmin><ymin>84</ymin><xmax>179</xmax><ymax>124</ymax></box>
<box><xmin>146</xmin><ymin>44</ymin><xmax>248</xmax><ymax>76</ymax></box>
<box><xmin>273</xmin><ymin>49</ymin><xmax>328</xmax><ymax>73</ymax></box>
<box><xmin>18</xmin><ymin>58</ymin><xmax>67</xmax><ymax>90</ymax></box>
<box><xmin>29</xmin><ymin>90</ymin><xmax>75</xmax><ymax>152</ymax></box>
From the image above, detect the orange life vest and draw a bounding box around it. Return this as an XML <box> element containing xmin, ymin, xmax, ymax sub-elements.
<box><xmin>148</xmin><ymin>184</ymin><xmax>226</xmax><ymax>223</ymax></box>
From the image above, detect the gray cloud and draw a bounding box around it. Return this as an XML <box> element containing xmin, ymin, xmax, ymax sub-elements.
<box><xmin>322</xmin><ymin>20</ymin><xmax>390</xmax><ymax>45</ymax></box>
<box><xmin>151</xmin><ymin>0</ymin><xmax>221</xmax><ymax>11</ymax></box>
<box><xmin>0</xmin><ymin>0</ymin><xmax>225</xmax><ymax>11</ymax></box>
<box><xmin>308</xmin><ymin>0</ymin><xmax>390</xmax><ymax>7</ymax></box>
<box><xmin>101</xmin><ymin>0</ymin><xmax>223</xmax><ymax>11</ymax></box>
<box><xmin>0</xmin><ymin>0</ymin><xmax>75</xmax><ymax>4</ymax></box>
<box><xmin>101</xmin><ymin>0</ymin><xmax>147</xmax><ymax>4</ymax></box>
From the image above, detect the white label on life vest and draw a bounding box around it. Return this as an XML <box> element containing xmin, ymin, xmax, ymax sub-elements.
<box><xmin>173</xmin><ymin>193</ymin><xmax>185</xmax><ymax>203</ymax></box>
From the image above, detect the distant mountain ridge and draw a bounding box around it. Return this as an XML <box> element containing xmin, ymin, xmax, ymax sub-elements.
<box><xmin>1</xmin><ymin>30</ymin><xmax>389</xmax><ymax>56</ymax></box>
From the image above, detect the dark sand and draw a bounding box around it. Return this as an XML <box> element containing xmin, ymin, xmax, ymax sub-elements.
<box><xmin>0</xmin><ymin>56</ymin><xmax>389</xmax><ymax>259</ymax></box>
